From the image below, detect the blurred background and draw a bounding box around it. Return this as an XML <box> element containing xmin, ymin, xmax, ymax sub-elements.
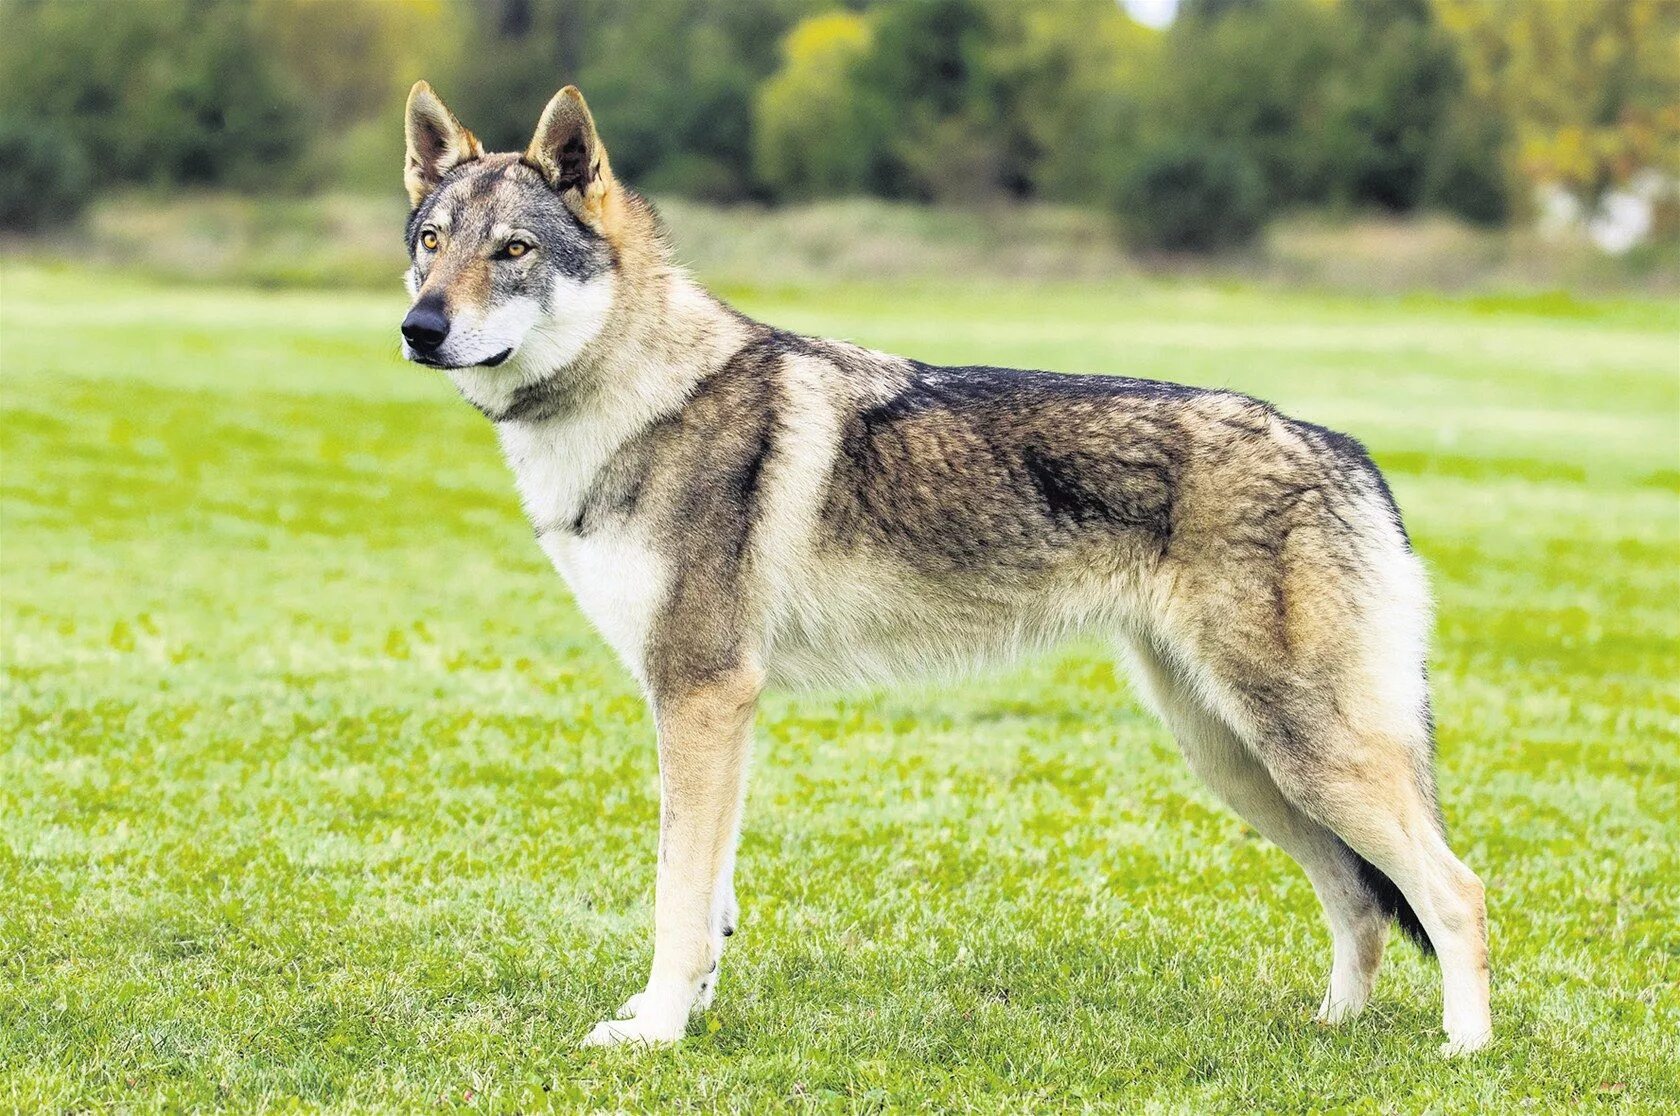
<box><xmin>2</xmin><ymin>0</ymin><xmax>1677</xmax><ymax>292</ymax></box>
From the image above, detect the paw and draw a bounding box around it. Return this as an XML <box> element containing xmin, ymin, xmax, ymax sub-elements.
<box><xmin>1314</xmin><ymin>1000</ymin><xmax>1359</xmax><ymax>1026</ymax></box>
<box><xmin>581</xmin><ymin>1014</ymin><xmax>686</xmax><ymax>1048</ymax></box>
<box><xmin>1440</xmin><ymin>1027</ymin><xmax>1491</xmax><ymax>1057</ymax></box>
<box><xmin>1314</xmin><ymin>991</ymin><xmax>1368</xmax><ymax>1026</ymax></box>
<box><xmin>618</xmin><ymin>962</ymin><xmax>720</xmax><ymax>1019</ymax></box>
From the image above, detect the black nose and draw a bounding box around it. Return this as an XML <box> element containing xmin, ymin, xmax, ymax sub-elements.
<box><xmin>401</xmin><ymin>302</ymin><xmax>450</xmax><ymax>352</ymax></box>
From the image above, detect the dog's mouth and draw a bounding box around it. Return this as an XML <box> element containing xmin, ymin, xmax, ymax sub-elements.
<box><xmin>409</xmin><ymin>347</ymin><xmax>514</xmax><ymax>370</ymax></box>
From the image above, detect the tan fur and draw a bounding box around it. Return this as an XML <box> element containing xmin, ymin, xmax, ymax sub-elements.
<box><xmin>398</xmin><ymin>83</ymin><xmax>1492</xmax><ymax>1056</ymax></box>
<box><xmin>525</xmin><ymin>86</ymin><xmax>627</xmax><ymax>243</ymax></box>
<box><xmin>605</xmin><ymin>668</ymin><xmax>762</xmax><ymax>1039</ymax></box>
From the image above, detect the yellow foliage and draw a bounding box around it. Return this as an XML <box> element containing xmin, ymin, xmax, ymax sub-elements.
<box><xmin>1434</xmin><ymin>0</ymin><xmax>1680</xmax><ymax>206</ymax></box>
<box><xmin>754</xmin><ymin>11</ymin><xmax>879</xmax><ymax>197</ymax></box>
<box><xmin>782</xmin><ymin>11</ymin><xmax>872</xmax><ymax>66</ymax></box>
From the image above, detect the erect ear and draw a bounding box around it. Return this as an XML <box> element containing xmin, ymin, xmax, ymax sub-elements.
<box><xmin>524</xmin><ymin>86</ymin><xmax>615</xmax><ymax>225</ymax></box>
<box><xmin>404</xmin><ymin>81</ymin><xmax>483</xmax><ymax>207</ymax></box>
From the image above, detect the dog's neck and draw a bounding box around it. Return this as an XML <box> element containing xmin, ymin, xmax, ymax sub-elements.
<box><xmin>489</xmin><ymin>256</ymin><xmax>754</xmax><ymax>536</ymax></box>
<box><xmin>570</xmin><ymin>263</ymin><xmax>748</xmax><ymax>419</ymax></box>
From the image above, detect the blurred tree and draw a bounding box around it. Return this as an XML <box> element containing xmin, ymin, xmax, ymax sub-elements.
<box><xmin>1331</xmin><ymin>0</ymin><xmax>1510</xmax><ymax>220</ymax></box>
<box><xmin>0</xmin><ymin>0</ymin><xmax>307</xmax><ymax>193</ymax></box>
<box><xmin>754</xmin><ymin>12</ymin><xmax>890</xmax><ymax>198</ymax></box>
<box><xmin>1418</xmin><ymin>97</ymin><xmax>1514</xmax><ymax>226</ymax></box>
<box><xmin>1114</xmin><ymin>136</ymin><xmax>1267</xmax><ymax>251</ymax></box>
<box><xmin>0</xmin><ymin>0</ymin><xmax>1532</xmax><ymax>237</ymax></box>
<box><xmin>1146</xmin><ymin>0</ymin><xmax>1345</xmax><ymax>207</ymax></box>
<box><xmin>442</xmin><ymin>0</ymin><xmax>818</xmax><ymax>201</ymax></box>
<box><xmin>1143</xmin><ymin>0</ymin><xmax>1508</xmax><ymax>223</ymax></box>
<box><xmin>0</xmin><ymin>115</ymin><xmax>91</xmax><ymax>231</ymax></box>
<box><xmin>1176</xmin><ymin>0</ymin><xmax>1270</xmax><ymax>21</ymax></box>
<box><xmin>756</xmin><ymin>0</ymin><xmax>1161</xmax><ymax>204</ymax></box>
<box><xmin>251</xmin><ymin>0</ymin><xmax>463</xmax><ymax>191</ymax></box>
<box><xmin>252</xmin><ymin>0</ymin><xmax>458</xmax><ymax>131</ymax></box>
<box><xmin>980</xmin><ymin>0</ymin><xmax>1160</xmax><ymax>202</ymax></box>
<box><xmin>1435</xmin><ymin>0</ymin><xmax>1680</xmax><ymax>213</ymax></box>
<box><xmin>853</xmin><ymin>0</ymin><xmax>1000</xmax><ymax>200</ymax></box>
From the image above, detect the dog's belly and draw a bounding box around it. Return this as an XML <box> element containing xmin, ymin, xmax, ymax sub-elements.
<box><xmin>762</xmin><ymin>553</ymin><xmax>1141</xmax><ymax>691</ymax></box>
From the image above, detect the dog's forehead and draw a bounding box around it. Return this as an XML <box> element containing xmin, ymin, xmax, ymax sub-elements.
<box><xmin>429</xmin><ymin>156</ymin><xmax>565</xmax><ymax>232</ymax></box>
<box><xmin>409</xmin><ymin>153</ymin><xmax>607</xmax><ymax>278</ymax></box>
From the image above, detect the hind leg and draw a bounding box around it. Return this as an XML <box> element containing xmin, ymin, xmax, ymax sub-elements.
<box><xmin>1186</xmin><ymin>643</ymin><xmax>1491</xmax><ymax>1056</ymax></box>
<box><xmin>1122</xmin><ymin>637</ymin><xmax>1388</xmax><ymax>1023</ymax></box>
<box><xmin>1253</xmin><ymin>722</ymin><xmax>1491</xmax><ymax>1055</ymax></box>
<box><xmin>1150</xmin><ymin>412</ymin><xmax>1488</xmax><ymax>1052</ymax></box>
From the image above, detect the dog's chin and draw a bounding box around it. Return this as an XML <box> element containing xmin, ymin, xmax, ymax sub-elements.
<box><xmin>404</xmin><ymin>347</ymin><xmax>515</xmax><ymax>370</ymax></box>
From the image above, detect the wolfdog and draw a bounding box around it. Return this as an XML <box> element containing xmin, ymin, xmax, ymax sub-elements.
<box><xmin>396</xmin><ymin>82</ymin><xmax>1491</xmax><ymax>1055</ymax></box>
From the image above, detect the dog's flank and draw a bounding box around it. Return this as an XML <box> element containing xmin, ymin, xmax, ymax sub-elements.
<box><xmin>398</xmin><ymin>82</ymin><xmax>1491</xmax><ymax>1055</ymax></box>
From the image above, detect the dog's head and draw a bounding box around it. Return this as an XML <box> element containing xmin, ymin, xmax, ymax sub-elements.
<box><xmin>399</xmin><ymin>82</ymin><xmax>620</xmax><ymax>381</ymax></box>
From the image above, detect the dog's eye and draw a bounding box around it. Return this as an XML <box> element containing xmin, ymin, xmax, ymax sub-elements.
<box><xmin>503</xmin><ymin>240</ymin><xmax>532</xmax><ymax>259</ymax></box>
<box><xmin>419</xmin><ymin>230</ymin><xmax>439</xmax><ymax>252</ymax></box>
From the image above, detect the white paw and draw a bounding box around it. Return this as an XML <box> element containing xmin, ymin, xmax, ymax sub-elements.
<box><xmin>617</xmin><ymin>963</ymin><xmax>718</xmax><ymax>1020</ymax></box>
<box><xmin>1314</xmin><ymin>1000</ymin><xmax>1356</xmax><ymax>1026</ymax></box>
<box><xmin>1440</xmin><ymin>1027</ymin><xmax>1492</xmax><ymax>1057</ymax></box>
<box><xmin>1314</xmin><ymin>991</ymin><xmax>1368</xmax><ymax>1026</ymax></box>
<box><xmin>581</xmin><ymin>1014</ymin><xmax>686</xmax><ymax>1048</ymax></box>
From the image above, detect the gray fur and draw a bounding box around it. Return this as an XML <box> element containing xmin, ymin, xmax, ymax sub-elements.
<box><xmin>407</xmin><ymin>155</ymin><xmax>611</xmax><ymax>283</ymax></box>
<box><xmin>397</xmin><ymin>83</ymin><xmax>1492</xmax><ymax>1054</ymax></box>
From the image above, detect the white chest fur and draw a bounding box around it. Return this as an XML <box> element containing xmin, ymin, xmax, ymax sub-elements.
<box><xmin>496</xmin><ymin>414</ymin><xmax>611</xmax><ymax>535</ymax></box>
<box><xmin>498</xmin><ymin>412</ymin><xmax>668</xmax><ymax>684</ymax></box>
<box><xmin>537</xmin><ymin>526</ymin><xmax>665</xmax><ymax>684</ymax></box>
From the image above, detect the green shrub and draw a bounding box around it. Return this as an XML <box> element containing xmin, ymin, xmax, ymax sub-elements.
<box><xmin>639</xmin><ymin>153</ymin><xmax>750</xmax><ymax>204</ymax></box>
<box><xmin>1421</xmin><ymin>103</ymin><xmax>1513</xmax><ymax>227</ymax></box>
<box><xmin>0</xmin><ymin>0</ymin><xmax>307</xmax><ymax>194</ymax></box>
<box><xmin>1113</xmin><ymin>139</ymin><xmax>1267</xmax><ymax>254</ymax></box>
<box><xmin>753</xmin><ymin>11</ymin><xmax>889</xmax><ymax>200</ymax></box>
<box><xmin>0</xmin><ymin>118</ymin><xmax>92</xmax><ymax>231</ymax></box>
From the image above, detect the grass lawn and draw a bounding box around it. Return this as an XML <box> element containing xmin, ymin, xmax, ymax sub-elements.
<box><xmin>2</xmin><ymin>262</ymin><xmax>1676</xmax><ymax>1112</ymax></box>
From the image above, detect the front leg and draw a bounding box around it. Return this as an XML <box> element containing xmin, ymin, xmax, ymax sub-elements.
<box><xmin>583</xmin><ymin>668</ymin><xmax>760</xmax><ymax>1047</ymax></box>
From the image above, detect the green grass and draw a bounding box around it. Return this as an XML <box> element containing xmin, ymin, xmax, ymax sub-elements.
<box><xmin>2</xmin><ymin>261</ymin><xmax>1677</xmax><ymax>1112</ymax></box>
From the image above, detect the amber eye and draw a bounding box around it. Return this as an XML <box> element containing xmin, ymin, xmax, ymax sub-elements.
<box><xmin>504</xmin><ymin>240</ymin><xmax>530</xmax><ymax>258</ymax></box>
<box><xmin>419</xmin><ymin>229</ymin><xmax>439</xmax><ymax>251</ymax></box>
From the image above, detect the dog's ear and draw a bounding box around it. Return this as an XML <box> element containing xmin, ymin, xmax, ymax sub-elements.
<box><xmin>525</xmin><ymin>86</ymin><xmax>616</xmax><ymax>227</ymax></box>
<box><xmin>404</xmin><ymin>81</ymin><xmax>483</xmax><ymax>208</ymax></box>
